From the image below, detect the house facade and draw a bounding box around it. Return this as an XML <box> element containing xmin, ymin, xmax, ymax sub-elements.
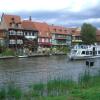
<box><xmin>49</xmin><ymin>25</ymin><xmax>71</xmax><ymax>48</ymax></box>
<box><xmin>0</xmin><ymin>14</ymin><xmax>24</xmax><ymax>51</ymax></box>
<box><xmin>71</xmin><ymin>28</ymin><xmax>82</xmax><ymax>45</ymax></box>
<box><xmin>1</xmin><ymin>13</ymin><xmax>100</xmax><ymax>53</ymax></box>
<box><xmin>22</xmin><ymin>20</ymin><xmax>38</xmax><ymax>52</ymax></box>
<box><xmin>0</xmin><ymin>29</ymin><xmax>7</xmax><ymax>47</ymax></box>
<box><xmin>33</xmin><ymin>22</ymin><xmax>52</xmax><ymax>48</ymax></box>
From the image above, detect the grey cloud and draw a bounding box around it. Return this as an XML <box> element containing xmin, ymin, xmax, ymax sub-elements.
<box><xmin>14</xmin><ymin>4</ymin><xmax>100</xmax><ymax>28</ymax></box>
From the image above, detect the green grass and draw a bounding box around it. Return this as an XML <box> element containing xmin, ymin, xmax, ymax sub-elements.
<box><xmin>1</xmin><ymin>48</ymin><xmax>15</xmax><ymax>56</ymax></box>
<box><xmin>28</xmin><ymin>71</ymin><xmax>100</xmax><ymax>100</ymax></box>
<box><xmin>0</xmin><ymin>72</ymin><xmax>100</xmax><ymax>100</ymax></box>
<box><xmin>0</xmin><ymin>82</ymin><xmax>22</xmax><ymax>100</ymax></box>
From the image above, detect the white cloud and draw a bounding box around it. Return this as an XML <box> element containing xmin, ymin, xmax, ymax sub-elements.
<box><xmin>68</xmin><ymin>0</ymin><xmax>99</xmax><ymax>12</ymax></box>
<box><xmin>0</xmin><ymin>0</ymin><xmax>68</xmax><ymax>12</ymax></box>
<box><xmin>0</xmin><ymin>0</ymin><xmax>99</xmax><ymax>13</ymax></box>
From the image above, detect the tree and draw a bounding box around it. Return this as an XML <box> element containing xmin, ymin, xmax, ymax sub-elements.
<box><xmin>81</xmin><ymin>23</ymin><xmax>97</xmax><ymax>44</ymax></box>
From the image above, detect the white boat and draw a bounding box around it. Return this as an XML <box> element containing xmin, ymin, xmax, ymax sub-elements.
<box><xmin>68</xmin><ymin>44</ymin><xmax>100</xmax><ymax>60</ymax></box>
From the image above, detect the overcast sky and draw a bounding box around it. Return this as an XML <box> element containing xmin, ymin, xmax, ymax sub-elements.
<box><xmin>0</xmin><ymin>0</ymin><xmax>100</xmax><ymax>28</ymax></box>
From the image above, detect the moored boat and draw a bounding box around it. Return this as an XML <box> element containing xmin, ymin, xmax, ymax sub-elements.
<box><xmin>68</xmin><ymin>44</ymin><xmax>100</xmax><ymax>60</ymax></box>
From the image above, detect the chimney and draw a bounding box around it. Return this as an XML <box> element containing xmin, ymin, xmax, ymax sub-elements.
<box><xmin>52</xmin><ymin>24</ymin><xmax>54</xmax><ymax>26</ymax></box>
<box><xmin>29</xmin><ymin>16</ymin><xmax>32</xmax><ymax>21</ymax></box>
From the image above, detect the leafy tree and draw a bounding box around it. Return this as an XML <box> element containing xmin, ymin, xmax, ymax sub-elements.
<box><xmin>81</xmin><ymin>23</ymin><xmax>97</xmax><ymax>44</ymax></box>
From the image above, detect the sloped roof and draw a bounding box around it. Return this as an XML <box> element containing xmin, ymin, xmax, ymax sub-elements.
<box><xmin>22</xmin><ymin>20</ymin><xmax>37</xmax><ymax>30</ymax></box>
<box><xmin>33</xmin><ymin>22</ymin><xmax>51</xmax><ymax>38</ymax></box>
<box><xmin>2</xmin><ymin>14</ymin><xmax>22</xmax><ymax>29</ymax></box>
<box><xmin>49</xmin><ymin>25</ymin><xmax>69</xmax><ymax>35</ymax></box>
<box><xmin>96</xmin><ymin>30</ymin><xmax>100</xmax><ymax>36</ymax></box>
<box><xmin>70</xmin><ymin>28</ymin><xmax>81</xmax><ymax>36</ymax></box>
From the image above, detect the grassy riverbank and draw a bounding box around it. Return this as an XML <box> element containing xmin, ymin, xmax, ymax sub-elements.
<box><xmin>0</xmin><ymin>71</ymin><xmax>100</xmax><ymax>100</ymax></box>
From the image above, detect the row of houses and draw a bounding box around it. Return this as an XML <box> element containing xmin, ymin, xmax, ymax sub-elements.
<box><xmin>0</xmin><ymin>14</ymin><xmax>100</xmax><ymax>53</ymax></box>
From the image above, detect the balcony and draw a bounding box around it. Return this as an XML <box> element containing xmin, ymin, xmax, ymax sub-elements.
<box><xmin>52</xmin><ymin>42</ymin><xmax>66</xmax><ymax>45</ymax></box>
<box><xmin>72</xmin><ymin>39</ymin><xmax>82</xmax><ymax>43</ymax></box>
<box><xmin>55</xmin><ymin>35</ymin><xmax>67</xmax><ymax>40</ymax></box>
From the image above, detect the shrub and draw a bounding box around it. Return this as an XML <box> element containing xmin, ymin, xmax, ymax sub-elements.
<box><xmin>2</xmin><ymin>48</ymin><xmax>15</xmax><ymax>56</ymax></box>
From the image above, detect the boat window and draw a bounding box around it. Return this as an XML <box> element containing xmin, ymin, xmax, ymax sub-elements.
<box><xmin>86</xmin><ymin>51</ymin><xmax>89</xmax><ymax>55</ymax></box>
<box><xmin>89</xmin><ymin>51</ymin><xmax>92</xmax><ymax>55</ymax></box>
<box><xmin>72</xmin><ymin>50</ymin><xmax>77</xmax><ymax>54</ymax></box>
<box><xmin>95</xmin><ymin>51</ymin><xmax>97</xmax><ymax>54</ymax></box>
<box><xmin>82</xmin><ymin>51</ymin><xmax>85</xmax><ymax>54</ymax></box>
<box><xmin>98</xmin><ymin>51</ymin><xmax>100</xmax><ymax>54</ymax></box>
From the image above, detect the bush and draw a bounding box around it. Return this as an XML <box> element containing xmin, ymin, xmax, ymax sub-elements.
<box><xmin>2</xmin><ymin>48</ymin><xmax>15</xmax><ymax>56</ymax></box>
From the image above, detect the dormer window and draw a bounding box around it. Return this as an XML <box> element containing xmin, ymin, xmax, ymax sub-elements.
<box><xmin>11</xmin><ymin>17</ymin><xmax>14</xmax><ymax>21</ymax></box>
<box><xmin>11</xmin><ymin>17</ymin><xmax>15</xmax><ymax>23</ymax></box>
<box><xmin>72</xmin><ymin>30</ymin><xmax>75</xmax><ymax>33</ymax></box>
<box><xmin>9</xmin><ymin>22</ymin><xmax>12</xmax><ymax>26</ymax></box>
<box><xmin>64</xmin><ymin>30</ymin><xmax>67</xmax><ymax>32</ymax></box>
<box><xmin>59</xmin><ymin>29</ymin><xmax>62</xmax><ymax>32</ymax></box>
<box><xmin>54</xmin><ymin>28</ymin><xmax>56</xmax><ymax>32</ymax></box>
<box><xmin>16</xmin><ymin>23</ymin><xmax>18</xmax><ymax>27</ymax></box>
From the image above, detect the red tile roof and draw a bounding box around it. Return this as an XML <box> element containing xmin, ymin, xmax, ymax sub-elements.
<box><xmin>2</xmin><ymin>14</ymin><xmax>22</xmax><ymax>28</ymax></box>
<box><xmin>49</xmin><ymin>25</ymin><xmax>69</xmax><ymax>35</ymax></box>
<box><xmin>22</xmin><ymin>20</ymin><xmax>37</xmax><ymax>30</ymax></box>
<box><xmin>70</xmin><ymin>28</ymin><xmax>81</xmax><ymax>36</ymax></box>
<box><xmin>33</xmin><ymin>22</ymin><xmax>51</xmax><ymax>38</ymax></box>
<box><xmin>96</xmin><ymin>30</ymin><xmax>100</xmax><ymax>36</ymax></box>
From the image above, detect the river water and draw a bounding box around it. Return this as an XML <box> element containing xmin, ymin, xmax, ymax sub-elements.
<box><xmin>0</xmin><ymin>55</ymin><xmax>100</xmax><ymax>90</ymax></box>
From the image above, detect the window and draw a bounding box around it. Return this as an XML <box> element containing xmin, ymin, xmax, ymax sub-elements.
<box><xmin>27</xmin><ymin>32</ymin><xmax>29</xmax><ymax>36</ymax></box>
<box><xmin>98</xmin><ymin>51</ymin><xmax>100</xmax><ymax>54</ymax></box>
<box><xmin>42</xmin><ymin>38</ymin><xmax>44</xmax><ymax>42</ymax></box>
<box><xmin>17</xmin><ymin>31</ymin><xmax>20</xmax><ymax>35</ymax></box>
<box><xmin>17</xmin><ymin>39</ymin><xmax>23</xmax><ymax>44</ymax></box>
<box><xmin>64</xmin><ymin>30</ymin><xmax>67</xmax><ymax>32</ymax></box>
<box><xmin>38</xmin><ymin>38</ymin><xmax>42</xmax><ymax>42</ymax></box>
<box><xmin>9</xmin><ymin>30</ymin><xmax>16</xmax><ymax>35</ymax></box>
<box><xmin>86</xmin><ymin>51</ymin><xmax>89</xmax><ymax>55</ymax></box>
<box><xmin>59</xmin><ymin>29</ymin><xmax>62</xmax><ymax>32</ymax></box>
<box><xmin>72</xmin><ymin>50</ymin><xmax>77</xmax><ymax>54</ymax></box>
<box><xmin>30</xmin><ymin>32</ymin><xmax>33</xmax><ymax>36</ymax></box>
<box><xmin>95</xmin><ymin>51</ymin><xmax>97</xmax><ymax>54</ymax></box>
<box><xmin>54</xmin><ymin>28</ymin><xmax>56</xmax><ymax>32</ymax></box>
<box><xmin>16</xmin><ymin>23</ymin><xmax>18</xmax><ymax>28</ymax></box>
<box><xmin>82</xmin><ymin>51</ymin><xmax>85</xmax><ymax>54</ymax></box>
<box><xmin>11</xmin><ymin>17</ymin><xmax>14</xmax><ymax>21</ymax></box>
<box><xmin>89</xmin><ymin>51</ymin><xmax>92</xmax><ymax>55</ymax></box>
<box><xmin>25</xmin><ymin>32</ymin><xmax>27</xmax><ymax>36</ymax></box>
<box><xmin>9</xmin><ymin>39</ymin><xmax>16</xmax><ymax>44</ymax></box>
<box><xmin>17</xmin><ymin>31</ymin><xmax>23</xmax><ymax>35</ymax></box>
<box><xmin>46</xmin><ymin>38</ymin><xmax>48</xmax><ymax>42</ymax></box>
<box><xmin>20</xmin><ymin>31</ymin><xmax>23</xmax><ymax>35</ymax></box>
<box><xmin>24</xmin><ymin>32</ymin><xmax>26</xmax><ymax>36</ymax></box>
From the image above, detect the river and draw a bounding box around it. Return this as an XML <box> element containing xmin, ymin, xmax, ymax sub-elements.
<box><xmin>0</xmin><ymin>55</ymin><xmax>100</xmax><ymax>90</ymax></box>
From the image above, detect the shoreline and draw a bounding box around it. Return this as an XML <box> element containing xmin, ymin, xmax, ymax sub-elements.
<box><xmin>0</xmin><ymin>53</ymin><xmax>67</xmax><ymax>59</ymax></box>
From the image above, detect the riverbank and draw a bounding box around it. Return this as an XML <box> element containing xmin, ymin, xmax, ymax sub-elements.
<box><xmin>0</xmin><ymin>52</ymin><xmax>67</xmax><ymax>59</ymax></box>
<box><xmin>0</xmin><ymin>71</ymin><xmax>100</xmax><ymax>100</ymax></box>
